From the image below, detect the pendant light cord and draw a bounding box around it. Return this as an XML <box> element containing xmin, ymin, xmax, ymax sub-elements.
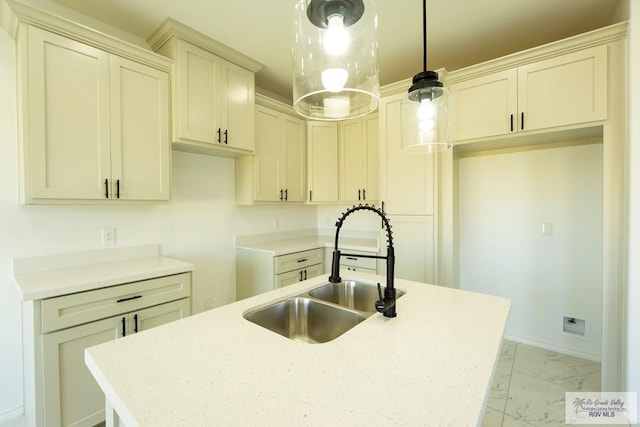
<box><xmin>422</xmin><ymin>0</ymin><xmax>427</xmax><ymax>72</ymax></box>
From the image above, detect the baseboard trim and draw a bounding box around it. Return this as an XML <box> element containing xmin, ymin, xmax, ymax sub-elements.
<box><xmin>0</xmin><ymin>405</ymin><xmax>24</xmax><ymax>424</ymax></box>
<box><xmin>504</xmin><ymin>334</ymin><xmax>601</xmax><ymax>363</ymax></box>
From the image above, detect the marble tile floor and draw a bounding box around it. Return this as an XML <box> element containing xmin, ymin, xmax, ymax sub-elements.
<box><xmin>482</xmin><ymin>339</ymin><xmax>603</xmax><ymax>427</ymax></box>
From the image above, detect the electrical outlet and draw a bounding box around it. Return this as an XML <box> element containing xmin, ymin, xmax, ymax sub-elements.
<box><xmin>541</xmin><ymin>222</ymin><xmax>553</xmax><ymax>237</ymax></box>
<box><xmin>102</xmin><ymin>228</ymin><xmax>116</xmax><ymax>245</ymax></box>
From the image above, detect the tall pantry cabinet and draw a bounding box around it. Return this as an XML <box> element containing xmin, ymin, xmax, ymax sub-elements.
<box><xmin>378</xmin><ymin>89</ymin><xmax>435</xmax><ymax>284</ymax></box>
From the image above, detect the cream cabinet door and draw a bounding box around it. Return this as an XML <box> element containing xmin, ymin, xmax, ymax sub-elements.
<box><xmin>251</xmin><ymin>106</ymin><xmax>305</xmax><ymax>202</ymax></box>
<box><xmin>254</xmin><ymin>106</ymin><xmax>281</xmax><ymax>201</ymax></box>
<box><xmin>379</xmin><ymin>94</ymin><xmax>434</xmax><ymax>215</ymax></box>
<box><xmin>275</xmin><ymin>264</ymin><xmax>322</xmax><ymax>288</ymax></box>
<box><xmin>282</xmin><ymin>114</ymin><xmax>306</xmax><ymax>202</ymax></box>
<box><xmin>23</xmin><ymin>26</ymin><xmax>111</xmax><ymax>201</ymax></box>
<box><xmin>218</xmin><ymin>59</ymin><xmax>255</xmax><ymax>151</ymax></box>
<box><xmin>42</xmin><ymin>316</ymin><xmax>122</xmax><ymax>427</ymax></box>
<box><xmin>363</xmin><ymin>114</ymin><xmax>379</xmax><ymax>202</ymax></box>
<box><xmin>110</xmin><ymin>56</ymin><xmax>170</xmax><ymax>200</ymax></box>
<box><xmin>379</xmin><ymin>215</ymin><xmax>434</xmax><ymax>284</ymax></box>
<box><xmin>339</xmin><ymin>118</ymin><xmax>365</xmax><ymax>203</ymax></box>
<box><xmin>449</xmin><ymin>69</ymin><xmax>517</xmax><ymax>141</ymax></box>
<box><xmin>307</xmin><ymin>121</ymin><xmax>338</xmax><ymax>203</ymax></box>
<box><xmin>518</xmin><ymin>45</ymin><xmax>607</xmax><ymax>131</ymax></box>
<box><xmin>131</xmin><ymin>299</ymin><xmax>190</xmax><ymax>333</ymax></box>
<box><xmin>175</xmin><ymin>40</ymin><xmax>218</xmax><ymax>144</ymax></box>
<box><xmin>338</xmin><ymin>115</ymin><xmax>378</xmax><ymax>203</ymax></box>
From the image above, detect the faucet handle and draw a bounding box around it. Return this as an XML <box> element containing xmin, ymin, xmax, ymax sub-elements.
<box><xmin>375</xmin><ymin>283</ymin><xmax>385</xmax><ymax>313</ymax></box>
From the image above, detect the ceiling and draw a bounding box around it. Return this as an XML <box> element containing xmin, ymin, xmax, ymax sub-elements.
<box><xmin>50</xmin><ymin>0</ymin><xmax>623</xmax><ymax>103</ymax></box>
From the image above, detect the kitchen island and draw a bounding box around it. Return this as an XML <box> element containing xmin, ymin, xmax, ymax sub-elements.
<box><xmin>85</xmin><ymin>271</ymin><xmax>510</xmax><ymax>426</ymax></box>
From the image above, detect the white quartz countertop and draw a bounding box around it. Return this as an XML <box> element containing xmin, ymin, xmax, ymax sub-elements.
<box><xmin>85</xmin><ymin>271</ymin><xmax>511</xmax><ymax>427</ymax></box>
<box><xmin>235</xmin><ymin>235</ymin><xmax>380</xmax><ymax>256</ymax></box>
<box><xmin>13</xmin><ymin>245</ymin><xmax>194</xmax><ymax>301</ymax></box>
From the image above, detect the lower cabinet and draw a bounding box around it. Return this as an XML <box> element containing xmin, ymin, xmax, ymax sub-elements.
<box><xmin>236</xmin><ymin>248</ymin><xmax>323</xmax><ymax>299</ymax></box>
<box><xmin>23</xmin><ymin>273</ymin><xmax>191</xmax><ymax>427</ymax></box>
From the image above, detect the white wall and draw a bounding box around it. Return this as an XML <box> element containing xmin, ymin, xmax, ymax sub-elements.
<box><xmin>624</xmin><ymin>0</ymin><xmax>640</xmax><ymax>407</ymax></box>
<box><xmin>458</xmin><ymin>143</ymin><xmax>603</xmax><ymax>360</ymax></box>
<box><xmin>0</xmin><ymin>28</ymin><xmax>317</xmax><ymax>421</ymax></box>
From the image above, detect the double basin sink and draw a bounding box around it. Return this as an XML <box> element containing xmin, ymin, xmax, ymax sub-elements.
<box><xmin>243</xmin><ymin>280</ymin><xmax>405</xmax><ymax>344</ymax></box>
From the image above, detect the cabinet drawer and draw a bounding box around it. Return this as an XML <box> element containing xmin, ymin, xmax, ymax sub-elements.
<box><xmin>41</xmin><ymin>272</ymin><xmax>191</xmax><ymax>333</ymax></box>
<box><xmin>274</xmin><ymin>249</ymin><xmax>323</xmax><ymax>274</ymax></box>
<box><xmin>340</xmin><ymin>252</ymin><xmax>378</xmax><ymax>270</ymax></box>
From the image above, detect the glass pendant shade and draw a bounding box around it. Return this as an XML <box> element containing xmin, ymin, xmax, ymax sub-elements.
<box><xmin>293</xmin><ymin>0</ymin><xmax>380</xmax><ymax>120</ymax></box>
<box><xmin>401</xmin><ymin>71</ymin><xmax>452</xmax><ymax>152</ymax></box>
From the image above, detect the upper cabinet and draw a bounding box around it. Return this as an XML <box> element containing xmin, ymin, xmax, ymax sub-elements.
<box><xmin>235</xmin><ymin>95</ymin><xmax>306</xmax><ymax>204</ymax></box>
<box><xmin>339</xmin><ymin>115</ymin><xmax>379</xmax><ymax>203</ymax></box>
<box><xmin>307</xmin><ymin>121</ymin><xmax>339</xmax><ymax>203</ymax></box>
<box><xmin>307</xmin><ymin>115</ymin><xmax>379</xmax><ymax>204</ymax></box>
<box><xmin>148</xmin><ymin>19</ymin><xmax>263</xmax><ymax>157</ymax></box>
<box><xmin>6</xmin><ymin>3</ymin><xmax>172</xmax><ymax>204</ymax></box>
<box><xmin>449</xmin><ymin>45</ymin><xmax>607</xmax><ymax>142</ymax></box>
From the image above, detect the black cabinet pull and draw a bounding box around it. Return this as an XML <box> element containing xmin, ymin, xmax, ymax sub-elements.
<box><xmin>116</xmin><ymin>179</ymin><xmax>120</xmax><ymax>199</ymax></box>
<box><xmin>133</xmin><ymin>314</ymin><xmax>138</xmax><ymax>333</ymax></box>
<box><xmin>358</xmin><ymin>189</ymin><xmax>361</xmax><ymax>200</ymax></box>
<box><xmin>217</xmin><ymin>128</ymin><xmax>221</xmax><ymax>143</ymax></box>
<box><xmin>297</xmin><ymin>258</ymin><xmax>308</xmax><ymax>263</ymax></box>
<box><xmin>346</xmin><ymin>256</ymin><xmax>358</xmax><ymax>261</ymax></box>
<box><xmin>299</xmin><ymin>270</ymin><xmax>303</xmax><ymax>281</ymax></box>
<box><xmin>363</xmin><ymin>189</ymin><xmax>366</xmax><ymax>200</ymax></box>
<box><xmin>510</xmin><ymin>114</ymin><xmax>514</xmax><ymax>132</ymax></box>
<box><xmin>280</xmin><ymin>189</ymin><xmax>283</xmax><ymax>201</ymax></box>
<box><xmin>121</xmin><ymin>317</ymin><xmax>126</xmax><ymax>337</ymax></box>
<box><xmin>309</xmin><ymin>190</ymin><xmax>312</xmax><ymax>201</ymax></box>
<box><xmin>284</xmin><ymin>189</ymin><xmax>288</xmax><ymax>201</ymax></box>
<box><xmin>303</xmin><ymin>269</ymin><xmax>307</xmax><ymax>280</ymax></box>
<box><xmin>521</xmin><ymin>112</ymin><xmax>524</xmax><ymax>130</ymax></box>
<box><xmin>224</xmin><ymin>129</ymin><xmax>228</xmax><ymax>144</ymax></box>
<box><xmin>104</xmin><ymin>179</ymin><xmax>109</xmax><ymax>199</ymax></box>
<box><xmin>117</xmin><ymin>295</ymin><xmax>142</xmax><ymax>303</ymax></box>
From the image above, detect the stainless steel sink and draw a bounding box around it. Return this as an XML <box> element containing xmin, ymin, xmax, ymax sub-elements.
<box><xmin>243</xmin><ymin>297</ymin><xmax>366</xmax><ymax>344</ymax></box>
<box><xmin>309</xmin><ymin>280</ymin><xmax>405</xmax><ymax>313</ymax></box>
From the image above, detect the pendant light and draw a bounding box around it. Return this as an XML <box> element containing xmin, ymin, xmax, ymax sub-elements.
<box><xmin>401</xmin><ymin>0</ymin><xmax>452</xmax><ymax>152</ymax></box>
<box><xmin>293</xmin><ymin>0</ymin><xmax>380</xmax><ymax>120</ymax></box>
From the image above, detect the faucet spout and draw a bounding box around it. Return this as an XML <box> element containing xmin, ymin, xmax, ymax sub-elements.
<box><xmin>328</xmin><ymin>204</ymin><xmax>397</xmax><ymax>318</ymax></box>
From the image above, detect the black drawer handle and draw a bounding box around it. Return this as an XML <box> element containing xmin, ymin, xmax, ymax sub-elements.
<box><xmin>346</xmin><ymin>257</ymin><xmax>358</xmax><ymax>261</ymax></box>
<box><xmin>297</xmin><ymin>258</ymin><xmax>308</xmax><ymax>263</ymax></box>
<box><xmin>121</xmin><ymin>317</ymin><xmax>126</xmax><ymax>337</ymax></box>
<box><xmin>133</xmin><ymin>314</ymin><xmax>139</xmax><ymax>333</ymax></box>
<box><xmin>117</xmin><ymin>295</ymin><xmax>142</xmax><ymax>303</ymax></box>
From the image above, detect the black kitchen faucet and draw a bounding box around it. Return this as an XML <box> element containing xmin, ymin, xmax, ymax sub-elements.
<box><xmin>328</xmin><ymin>204</ymin><xmax>397</xmax><ymax>317</ymax></box>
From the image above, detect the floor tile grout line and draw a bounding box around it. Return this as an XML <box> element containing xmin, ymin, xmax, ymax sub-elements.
<box><xmin>500</xmin><ymin>343</ymin><xmax>518</xmax><ymax>426</ymax></box>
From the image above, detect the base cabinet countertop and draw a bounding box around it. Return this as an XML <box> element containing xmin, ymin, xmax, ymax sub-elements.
<box><xmin>85</xmin><ymin>271</ymin><xmax>510</xmax><ymax>427</ymax></box>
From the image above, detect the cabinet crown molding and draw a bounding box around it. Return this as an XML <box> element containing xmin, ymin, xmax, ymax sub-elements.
<box><xmin>256</xmin><ymin>93</ymin><xmax>296</xmax><ymax>116</ymax></box>
<box><xmin>447</xmin><ymin>21</ymin><xmax>628</xmax><ymax>84</ymax></box>
<box><xmin>147</xmin><ymin>17</ymin><xmax>264</xmax><ymax>73</ymax></box>
<box><xmin>0</xmin><ymin>0</ymin><xmax>172</xmax><ymax>72</ymax></box>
